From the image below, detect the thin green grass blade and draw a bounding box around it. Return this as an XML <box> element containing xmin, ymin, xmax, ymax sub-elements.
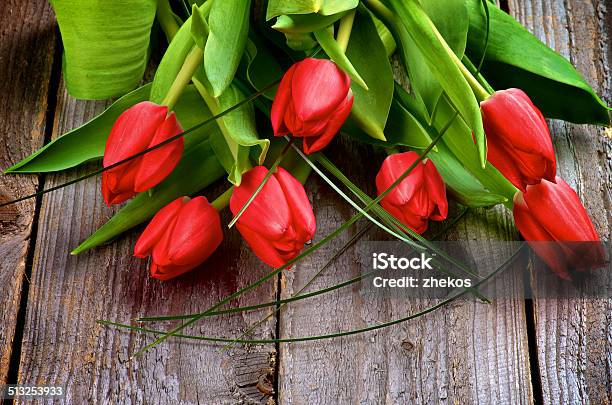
<box><xmin>100</xmin><ymin>243</ymin><xmax>524</xmax><ymax>344</ymax></box>
<box><xmin>125</xmin><ymin>120</ymin><xmax>448</xmax><ymax>359</ymax></box>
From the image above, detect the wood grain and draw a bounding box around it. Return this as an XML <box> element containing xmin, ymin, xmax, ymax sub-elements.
<box><xmin>509</xmin><ymin>0</ymin><xmax>612</xmax><ymax>403</ymax></box>
<box><xmin>0</xmin><ymin>0</ymin><xmax>56</xmax><ymax>384</ymax></box>
<box><xmin>14</xmin><ymin>82</ymin><xmax>278</xmax><ymax>404</ymax></box>
<box><xmin>277</xmin><ymin>134</ymin><xmax>533</xmax><ymax>403</ymax></box>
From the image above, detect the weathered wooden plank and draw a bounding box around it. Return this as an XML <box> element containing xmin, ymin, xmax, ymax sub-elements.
<box><xmin>508</xmin><ymin>1</ymin><xmax>612</xmax><ymax>403</ymax></box>
<box><xmin>277</xmin><ymin>134</ymin><xmax>533</xmax><ymax>403</ymax></box>
<box><xmin>0</xmin><ymin>0</ymin><xmax>56</xmax><ymax>385</ymax></box>
<box><xmin>15</xmin><ymin>81</ymin><xmax>278</xmax><ymax>404</ymax></box>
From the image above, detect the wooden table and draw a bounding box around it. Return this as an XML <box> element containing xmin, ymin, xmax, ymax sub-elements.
<box><xmin>0</xmin><ymin>1</ymin><xmax>610</xmax><ymax>403</ymax></box>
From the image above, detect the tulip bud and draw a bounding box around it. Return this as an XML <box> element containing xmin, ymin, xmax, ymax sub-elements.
<box><xmin>230</xmin><ymin>166</ymin><xmax>316</xmax><ymax>268</ymax></box>
<box><xmin>271</xmin><ymin>58</ymin><xmax>354</xmax><ymax>154</ymax></box>
<box><xmin>102</xmin><ymin>101</ymin><xmax>184</xmax><ymax>205</ymax></box>
<box><xmin>513</xmin><ymin>177</ymin><xmax>604</xmax><ymax>280</ymax></box>
<box><xmin>376</xmin><ymin>151</ymin><xmax>448</xmax><ymax>234</ymax></box>
<box><xmin>481</xmin><ymin>88</ymin><xmax>556</xmax><ymax>192</ymax></box>
<box><xmin>134</xmin><ymin>196</ymin><xmax>223</xmax><ymax>281</ymax></box>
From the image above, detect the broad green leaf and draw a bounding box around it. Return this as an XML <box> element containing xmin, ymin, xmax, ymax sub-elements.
<box><xmin>193</xmin><ymin>72</ymin><xmax>269</xmax><ymax>185</ymax></box>
<box><xmin>388</xmin><ymin>0</ymin><xmax>486</xmax><ymax>166</ymax></box>
<box><xmin>344</xmin><ymin>89</ymin><xmax>506</xmax><ymax>207</ymax></box>
<box><xmin>313</xmin><ymin>27</ymin><xmax>368</xmax><ymax>89</ymax></box>
<box><xmin>204</xmin><ymin>0</ymin><xmax>252</xmax><ymax>97</ymax></box>
<box><xmin>5</xmin><ymin>85</ymin><xmax>211</xmax><ymax>174</ymax></box>
<box><xmin>243</xmin><ymin>34</ymin><xmax>285</xmax><ymax>99</ymax></box>
<box><xmin>431</xmin><ymin>96</ymin><xmax>517</xmax><ymax>201</ymax></box>
<box><xmin>404</xmin><ymin>0</ymin><xmax>469</xmax><ymax>119</ymax></box>
<box><xmin>71</xmin><ymin>139</ymin><xmax>226</xmax><ymax>254</ymax></box>
<box><xmin>272</xmin><ymin>11</ymin><xmax>348</xmax><ymax>33</ymax></box>
<box><xmin>191</xmin><ymin>3</ymin><xmax>210</xmax><ymax>49</ymax></box>
<box><xmin>345</xmin><ymin>8</ymin><xmax>393</xmax><ymax>141</ymax></box>
<box><xmin>393</xmin><ymin>83</ymin><xmax>516</xmax><ymax>202</ymax></box>
<box><xmin>266</xmin><ymin>0</ymin><xmax>358</xmax><ymax>20</ymax></box>
<box><xmin>150</xmin><ymin>4</ymin><xmax>206</xmax><ymax>103</ymax></box>
<box><xmin>429</xmin><ymin>142</ymin><xmax>507</xmax><ymax>208</ymax></box>
<box><xmin>151</xmin><ymin>5</ymin><xmax>267</xmax><ymax>186</ymax></box>
<box><xmin>50</xmin><ymin>0</ymin><xmax>157</xmax><ymax>99</ymax></box>
<box><xmin>343</xmin><ymin>97</ymin><xmax>433</xmax><ymax>149</ymax></box>
<box><xmin>465</xmin><ymin>0</ymin><xmax>609</xmax><ymax>124</ymax></box>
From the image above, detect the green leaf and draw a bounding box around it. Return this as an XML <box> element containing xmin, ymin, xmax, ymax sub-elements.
<box><xmin>50</xmin><ymin>0</ymin><xmax>157</xmax><ymax>99</ymax></box>
<box><xmin>404</xmin><ymin>0</ymin><xmax>469</xmax><ymax>118</ymax></box>
<box><xmin>465</xmin><ymin>0</ymin><xmax>609</xmax><ymax>124</ymax></box>
<box><xmin>204</xmin><ymin>0</ymin><xmax>252</xmax><ymax>97</ymax></box>
<box><xmin>392</xmin><ymin>84</ymin><xmax>516</xmax><ymax>203</ymax></box>
<box><xmin>343</xmin><ymin>96</ymin><xmax>433</xmax><ymax>149</ymax></box>
<box><xmin>5</xmin><ymin>85</ymin><xmax>211</xmax><ymax>174</ymax></box>
<box><xmin>266</xmin><ymin>0</ymin><xmax>358</xmax><ymax>20</ymax></box>
<box><xmin>71</xmin><ymin>139</ymin><xmax>225</xmax><ymax>255</ymax></box>
<box><xmin>313</xmin><ymin>27</ymin><xmax>368</xmax><ymax>89</ymax></box>
<box><xmin>150</xmin><ymin>3</ymin><xmax>211</xmax><ymax>103</ymax></box>
<box><xmin>429</xmin><ymin>142</ymin><xmax>507</xmax><ymax>208</ymax></box>
<box><xmin>388</xmin><ymin>0</ymin><xmax>486</xmax><ymax>166</ymax></box>
<box><xmin>243</xmin><ymin>33</ymin><xmax>285</xmax><ymax>99</ymax></box>
<box><xmin>272</xmin><ymin>11</ymin><xmax>348</xmax><ymax>33</ymax></box>
<box><xmin>345</xmin><ymin>8</ymin><xmax>393</xmax><ymax>141</ymax></box>
<box><xmin>6</xmin><ymin>84</ymin><xmax>151</xmax><ymax>173</ymax></box>
<box><xmin>191</xmin><ymin>3</ymin><xmax>210</xmax><ymax>49</ymax></box>
<box><xmin>193</xmin><ymin>72</ymin><xmax>269</xmax><ymax>185</ymax></box>
<box><xmin>431</xmin><ymin>96</ymin><xmax>517</xmax><ymax>201</ymax></box>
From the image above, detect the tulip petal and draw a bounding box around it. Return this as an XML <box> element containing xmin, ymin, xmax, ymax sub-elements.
<box><xmin>274</xmin><ymin>167</ymin><xmax>316</xmax><ymax>242</ymax></box>
<box><xmin>523</xmin><ymin>177</ymin><xmax>599</xmax><ymax>242</ymax></box>
<box><xmin>424</xmin><ymin>160</ymin><xmax>448</xmax><ymax>221</ymax></box>
<box><xmin>271</xmin><ymin>64</ymin><xmax>297</xmax><ymax>136</ymax></box>
<box><xmin>376</xmin><ymin>152</ymin><xmax>424</xmax><ymax>207</ymax></box>
<box><xmin>237</xmin><ymin>223</ymin><xmax>289</xmax><ymax>268</ymax></box>
<box><xmin>134</xmin><ymin>113</ymin><xmax>184</xmax><ymax>192</ymax></box>
<box><xmin>134</xmin><ymin>197</ymin><xmax>187</xmax><ymax>258</ymax></box>
<box><xmin>154</xmin><ymin>197</ymin><xmax>223</xmax><ymax>268</ymax></box>
<box><xmin>291</xmin><ymin>58</ymin><xmax>351</xmax><ymax>122</ymax></box>
<box><xmin>103</xmin><ymin>102</ymin><xmax>167</xmax><ymax>166</ymax></box>
<box><xmin>302</xmin><ymin>93</ymin><xmax>353</xmax><ymax>154</ymax></box>
<box><xmin>230</xmin><ymin>166</ymin><xmax>291</xmax><ymax>240</ymax></box>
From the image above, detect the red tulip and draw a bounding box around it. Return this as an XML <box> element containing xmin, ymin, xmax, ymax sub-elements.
<box><xmin>513</xmin><ymin>177</ymin><xmax>604</xmax><ymax>280</ymax></box>
<box><xmin>376</xmin><ymin>151</ymin><xmax>448</xmax><ymax>234</ymax></box>
<box><xmin>230</xmin><ymin>166</ymin><xmax>316</xmax><ymax>268</ymax></box>
<box><xmin>481</xmin><ymin>88</ymin><xmax>556</xmax><ymax>192</ymax></box>
<box><xmin>271</xmin><ymin>58</ymin><xmax>353</xmax><ymax>154</ymax></box>
<box><xmin>134</xmin><ymin>196</ymin><xmax>223</xmax><ymax>280</ymax></box>
<box><xmin>102</xmin><ymin>101</ymin><xmax>184</xmax><ymax>205</ymax></box>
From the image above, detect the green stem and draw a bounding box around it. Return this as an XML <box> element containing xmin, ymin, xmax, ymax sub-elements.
<box><xmin>156</xmin><ymin>0</ymin><xmax>180</xmax><ymax>42</ymax></box>
<box><xmin>211</xmin><ymin>187</ymin><xmax>233</xmax><ymax>211</ymax></box>
<box><xmin>162</xmin><ymin>46</ymin><xmax>204</xmax><ymax>110</ymax></box>
<box><xmin>336</xmin><ymin>9</ymin><xmax>356</xmax><ymax>53</ymax></box>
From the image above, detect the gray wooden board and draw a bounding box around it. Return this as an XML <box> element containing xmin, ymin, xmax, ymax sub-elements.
<box><xmin>0</xmin><ymin>0</ymin><xmax>56</xmax><ymax>385</ymax></box>
<box><xmin>1</xmin><ymin>0</ymin><xmax>611</xmax><ymax>404</ymax></box>
<box><xmin>277</xmin><ymin>135</ymin><xmax>533</xmax><ymax>404</ymax></box>
<box><xmin>509</xmin><ymin>0</ymin><xmax>612</xmax><ymax>403</ymax></box>
<box><xmin>14</xmin><ymin>82</ymin><xmax>278</xmax><ymax>404</ymax></box>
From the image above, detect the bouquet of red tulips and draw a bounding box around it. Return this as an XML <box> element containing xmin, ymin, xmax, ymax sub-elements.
<box><xmin>4</xmin><ymin>0</ymin><xmax>609</xmax><ymax>348</ymax></box>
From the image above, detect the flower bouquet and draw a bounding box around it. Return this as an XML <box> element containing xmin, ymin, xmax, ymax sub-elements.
<box><xmin>3</xmin><ymin>0</ymin><xmax>609</xmax><ymax>355</ymax></box>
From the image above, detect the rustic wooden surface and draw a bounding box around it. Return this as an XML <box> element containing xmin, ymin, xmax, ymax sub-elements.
<box><xmin>0</xmin><ymin>0</ymin><xmax>56</xmax><ymax>387</ymax></box>
<box><xmin>509</xmin><ymin>0</ymin><xmax>612</xmax><ymax>403</ymax></box>
<box><xmin>0</xmin><ymin>1</ymin><xmax>610</xmax><ymax>404</ymax></box>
